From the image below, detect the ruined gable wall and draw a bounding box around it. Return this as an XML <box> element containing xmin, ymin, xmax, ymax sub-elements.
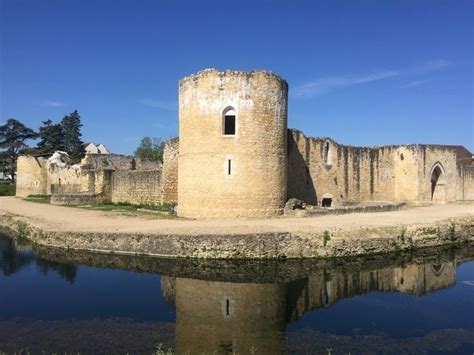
<box><xmin>416</xmin><ymin>146</ymin><xmax>459</xmax><ymax>202</ymax></box>
<box><xmin>15</xmin><ymin>156</ymin><xmax>48</xmax><ymax>197</ymax></box>
<box><xmin>47</xmin><ymin>165</ymin><xmax>84</xmax><ymax>195</ymax></box>
<box><xmin>288</xmin><ymin>130</ymin><xmax>397</xmax><ymax>206</ymax></box>
<box><xmin>161</xmin><ymin>138</ymin><xmax>179</xmax><ymax>204</ymax></box>
<box><xmin>82</xmin><ymin>154</ymin><xmax>158</xmax><ymax>171</ymax></box>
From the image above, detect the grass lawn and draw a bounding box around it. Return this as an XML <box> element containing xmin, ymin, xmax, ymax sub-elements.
<box><xmin>0</xmin><ymin>181</ymin><xmax>16</xmax><ymax>196</ymax></box>
<box><xmin>22</xmin><ymin>196</ymin><xmax>177</xmax><ymax>218</ymax></box>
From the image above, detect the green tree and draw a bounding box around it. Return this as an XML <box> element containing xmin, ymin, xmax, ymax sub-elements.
<box><xmin>134</xmin><ymin>137</ymin><xmax>165</xmax><ymax>161</ymax></box>
<box><xmin>61</xmin><ymin>110</ymin><xmax>84</xmax><ymax>163</ymax></box>
<box><xmin>0</xmin><ymin>118</ymin><xmax>38</xmax><ymax>182</ymax></box>
<box><xmin>37</xmin><ymin>119</ymin><xmax>65</xmax><ymax>154</ymax></box>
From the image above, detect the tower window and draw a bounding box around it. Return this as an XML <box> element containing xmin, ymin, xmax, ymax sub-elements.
<box><xmin>222</xmin><ymin>107</ymin><xmax>236</xmax><ymax>135</ymax></box>
<box><xmin>224</xmin><ymin>115</ymin><xmax>235</xmax><ymax>135</ymax></box>
<box><xmin>227</xmin><ymin>159</ymin><xmax>232</xmax><ymax>175</ymax></box>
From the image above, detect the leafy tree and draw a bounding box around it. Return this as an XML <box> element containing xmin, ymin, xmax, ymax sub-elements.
<box><xmin>0</xmin><ymin>119</ymin><xmax>38</xmax><ymax>182</ymax></box>
<box><xmin>134</xmin><ymin>137</ymin><xmax>165</xmax><ymax>161</ymax></box>
<box><xmin>37</xmin><ymin>119</ymin><xmax>65</xmax><ymax>154</ymax></box>
<box><xmin>61</xmin><ymin>110</ymin><xmax>84</xmax><ymax>163</ymax></box>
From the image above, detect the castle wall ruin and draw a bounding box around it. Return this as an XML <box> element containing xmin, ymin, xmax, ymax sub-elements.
<box><xmin>15</xmin><ymin>68</ymin><xmax>473</xmax><ymax>216</ymax></box>
<box><xmin>288</xmin><ymin>129</ymin><xmax>473</xmax><ymax>207</ymax></box>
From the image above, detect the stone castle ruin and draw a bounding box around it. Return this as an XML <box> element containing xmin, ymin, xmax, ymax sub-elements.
<box><xmin>16</xmin><ymin>69</ymin><xmax>474</xmax><ymax>218</ymax></box>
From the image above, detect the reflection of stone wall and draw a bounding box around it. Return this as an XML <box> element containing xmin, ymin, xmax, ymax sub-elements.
<box><xmin>174</xmin><ymin>278</ymin><xmax>286</xmax><ymax>354</ymax></box>
<box><xmin>288</xmin><ymin>261</ymin><xmax>456</xmax><ymax>322</ymax></box>
<box><xmin>160</xmin><ymin>258</ymin><xmax>458</xmax><ymax>354</ymax></box>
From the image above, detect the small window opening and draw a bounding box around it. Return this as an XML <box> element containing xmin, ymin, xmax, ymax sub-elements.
<box><xmin>224</xmin><ymin>115</ymin><xmax>235</xmax><ymax>135</ymax></box>
<box><xmin>226</xmin><ymin>299</ymin><xmax>230</xmax><ymax>316</ymax></box>
<box><xmin>58</xmin><ymin>178</ymin><xmax>61</xmax><ymax>187</ymax></box>
<box><xmin>322</xmin><ymin>198</ymin><xmax>332</xmax><ymax>207</ymax></box>
<box><xmin>130</xmin><ymin>158</ymin><xmax>136</xmax><ymax>170</ymax></box>
<box><xmin>324</xmin><ymin>141</ymin><xmax>332</xmax><ymax>165</ymax></box>
<box><xmin>227</xmin><ymin>159</ymin><xmax>232</xmax><ymax>175</ymax></box>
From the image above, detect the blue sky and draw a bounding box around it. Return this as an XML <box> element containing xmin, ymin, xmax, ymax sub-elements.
<box><xmin>1</xmin><ymin>0</ymin><xmax>473</xmax><ymax>154</ymax></box>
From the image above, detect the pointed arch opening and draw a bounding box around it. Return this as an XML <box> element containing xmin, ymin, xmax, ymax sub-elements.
<box><xmin>430</xmin><ymin>163</ymin><xmax>446</xmax><ymax>203</ymax></box>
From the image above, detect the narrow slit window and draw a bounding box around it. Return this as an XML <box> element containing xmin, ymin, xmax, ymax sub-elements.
<box><xmin>224</xmin><ymin>115</ymin><xmax>235</xmax><ymax>135</ymax></box>
<box><xmin>227</xmin><ymin>159</ymin><xmax>232</xmax><ymax>175</ymax></box>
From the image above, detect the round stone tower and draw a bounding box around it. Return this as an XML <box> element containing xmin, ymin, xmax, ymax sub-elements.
<box><xmin>177</xmin><ymin>68</ymin><xmax>288</xmax><ymax>219</ymax></box>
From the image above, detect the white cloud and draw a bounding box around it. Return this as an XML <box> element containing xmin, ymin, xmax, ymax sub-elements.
<box><xmin>40</xmin><ymin>100</ymin><xmax>66</xmax><ymax>107</ymax></box>
<box><xmin>293</xmin><ymin>59</ymin><xmax>452</xmax><ymax>98</ymax></box>
<box><xmin>412</xmin><ymin>59</ymin><xmax>451</xmax><ymax>74</ymax></box>
<box><xmin>400</xmin><ymin>80</ymin><xmax>430</xmax><ymax>89</ymax></box>
<box><xmin>293</xmin><ymin>70</ymin><xmax>400</xmax><ymax>97</ymax></box>
<box><xmin>137</xmin><ymin>99</ymin><xmax>177</xmax><ymax>111</ymax></box>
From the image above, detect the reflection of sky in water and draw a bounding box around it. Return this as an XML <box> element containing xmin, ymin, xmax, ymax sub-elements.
<box><xmin>1</xmin><ymin>233</ymin><xmax>473</xmax><ymax>353</ymax></box>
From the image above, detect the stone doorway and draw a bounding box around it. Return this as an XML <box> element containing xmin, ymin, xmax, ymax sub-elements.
<box><xmin>430</xmin><ymin>164</ymin><xmax>446</xmax><ymax>203</ymax></box>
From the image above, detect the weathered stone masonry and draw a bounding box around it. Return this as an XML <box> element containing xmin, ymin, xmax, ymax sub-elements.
<box><xmin>15</xmin><ymin>68</ymin><xmax>474</xmax><ymax>216</ymax></box>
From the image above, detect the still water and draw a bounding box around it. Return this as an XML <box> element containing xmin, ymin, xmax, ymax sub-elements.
<box><xmin>1</xmin><ymin>232</ymin><xmax>473</xmax><ymax>354</ymax></box>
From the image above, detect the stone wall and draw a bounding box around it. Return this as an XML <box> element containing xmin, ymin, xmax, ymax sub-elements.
<box><xmin>288</xmin><ymin>130</ymin><xmax>469</xmax><ymax>206</ymax></box>
<box><xmin>458</xmin><ymin>165</ymin><xmax>474</xmax><ymax>201</ymax></box>
<box><xmin>415</xmin><ymin>145</ymin><xmax>459</xmax><ymax>203</ymax></box>
<box><xmin>111</xmin><ymin>170</ymin><xmax>163</xmax><ymax>205</ymax></box>
<box><xmin>178</xmin><ymin>69</ymin><xmax>288</xmax><ymax>218</ymax></box>
<box><xmin>15</xmin><ymin>156</ymin><xmax>49</xmax><ymax>197</ymax></box>
<box><xmin>161</xmin><ymin>138</ymin><xmax>179</xmax><ymax>205</ymax></box>
<box><xmin>81</xmin><ymin>154</ymin><xmax>157</xmax><ymax>171</ymax></box>
<box><xmin>288</xmin><ymin>130</ymin><xmax>397</xmax><ymax>206</ymax></box>
<box><xmin>47</xmin><ymin>165</ymin><xmax>83</xmax><ymax>195</ymax></box>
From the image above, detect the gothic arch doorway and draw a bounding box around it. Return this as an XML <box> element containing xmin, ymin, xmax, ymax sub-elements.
<box><xmin>430</xmin><ymin>163</ymin><xmax>446</xmax><ymax>203</ymax></box>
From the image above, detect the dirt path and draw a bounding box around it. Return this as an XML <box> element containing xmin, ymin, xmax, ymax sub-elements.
<box><xmin>0</xmin><ymin>197</ymin><xmax>472</xmax><ymax>236</ymax></box>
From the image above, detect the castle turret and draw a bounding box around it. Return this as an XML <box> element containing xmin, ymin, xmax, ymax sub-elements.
<box><xmin>177</xmin><ymin>69</ymin><xmax>288</xmax><ymax>218</ymax></box>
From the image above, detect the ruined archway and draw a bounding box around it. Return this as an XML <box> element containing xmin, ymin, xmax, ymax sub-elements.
<box><xmin>430</xmin><ymin>163</ymin><xmax>446</xmax><ymax>203</ymax></box>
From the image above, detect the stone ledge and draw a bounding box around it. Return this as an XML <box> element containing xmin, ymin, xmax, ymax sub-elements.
<box><xmin>1</xmin><ymin>212</ymin><xmax>472</xmax><ymax>260</ymax></box>
<box><xmin>284</xmin><ymin>202</ymin><xmax>406</xmax><ymax>217</ymax></box>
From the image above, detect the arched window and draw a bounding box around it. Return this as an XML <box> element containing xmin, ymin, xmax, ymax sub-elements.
<box><xmin>222</xmin><ymin>107</ymin><xmax>236</xmax><ymax>135</ymax></box>
<box><xmin>323</xmin><ymin>140</ymin><xmax>332</xmax><ymax>165</ymax></box>
<box><xmin>430</xmin><ymin>163</ymin><xmax>445</xmax><ymax>202</ymax></box>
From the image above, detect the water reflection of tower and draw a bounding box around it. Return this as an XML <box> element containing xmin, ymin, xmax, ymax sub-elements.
<box><xmin>161</xmin><ymin>259</ymin><xmax>457</xmax><ymax>353</ymax></box>
<box><xmin>162</xmin><ymin>277</ymin><xmax>287</xmax><ymax>354</ymax></box>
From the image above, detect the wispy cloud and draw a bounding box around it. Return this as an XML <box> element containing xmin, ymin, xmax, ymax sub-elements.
<box><xmin>411</xmin><ymin>59</ymin><xmax>451</xmax><ymax>74</ymax></box>
<box><xmin>40</xmin><ymin>100</ymin><xmax>66</xmax><ymax>107</ymax></box>
<box><xmin>137</xmin><ymin>99</ymin><xmax>177</xmax><ymax>111</ymax></box>
<box><xmin>293</xmin><ymin>59</ymin><xmax>452</xmax><ymax>98</ymax></box>
<box><xmin>293</xmin><ymin>70</ymin><xmax>400</xmax><ymax>97</ymax></box>
<box><xmin>400</xmin><ymin>80</ymin><xmax>430</xmax><ymax>89</ymax></box>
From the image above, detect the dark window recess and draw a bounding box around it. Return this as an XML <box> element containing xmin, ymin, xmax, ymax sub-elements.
<box><xmin>224</xmin><ymin>115</ymin><xmax>236</xmax><ymax>135</ymax></box>
<box><xmin>227</xmin><ymin>159</ymin><xmax>232</xmax><ymax>175</ymax></box>
<box><xmin>226</xmin><ymin>299</ymin><xmax>230</xmax><ymax>316</ymax></box>
<box><xmin>322</xmin><ymin>198</ymin><xmax>332</xmax><ymax>207</ymax></box>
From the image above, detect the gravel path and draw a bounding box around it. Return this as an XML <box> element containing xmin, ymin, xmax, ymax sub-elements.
<box><xmin>0</xmin><ymin>197</ymin><xmax>472</xmax><ymax>236</ymax></box>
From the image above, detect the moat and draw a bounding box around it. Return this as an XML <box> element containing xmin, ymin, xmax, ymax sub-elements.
<box><xmin>1</xmin><ymin>232</ymin><xmax>473</xmax><ymax>354</ymax></box>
